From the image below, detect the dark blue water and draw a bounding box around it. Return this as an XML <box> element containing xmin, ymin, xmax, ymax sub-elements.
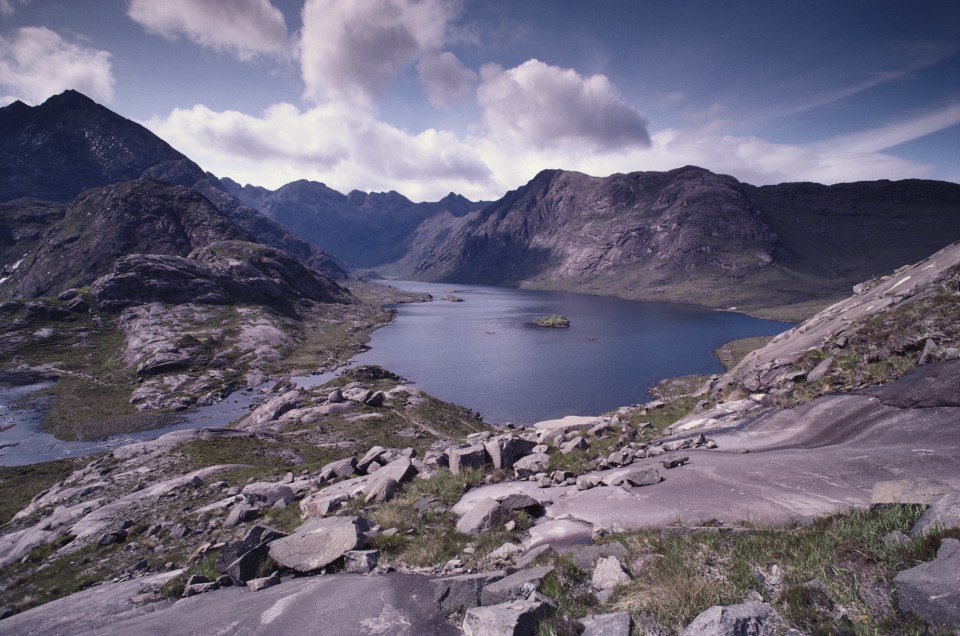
<box><xmin>354</xmin><ymin>281</ymin><xmax>793</xmax><ymax>425</ymax></box>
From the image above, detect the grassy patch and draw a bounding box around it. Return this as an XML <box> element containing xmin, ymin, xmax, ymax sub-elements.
<box><xmin>714</xmin><ymin>336</ymin><xmax>776</xmax><ymax>371</ymax></box>
<box><xmin>533</xmin><ymin>315</ymin><xmax>571</xmax><ymax>328</ymax></box>
<box><xmin>0</xmin><ymin>457</ymin><xmax>84</xmax><ymax>525</ymax></box>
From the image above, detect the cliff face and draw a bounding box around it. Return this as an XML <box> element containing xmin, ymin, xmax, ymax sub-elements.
<box><xmin>393</xmin><ymin>166</ymin><xmax>960</xmax><ymax>314</ymax></box>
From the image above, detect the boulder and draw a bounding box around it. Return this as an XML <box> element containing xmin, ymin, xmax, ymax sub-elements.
<box><xmin>893</xmin><ymin>538</ymin><xmax>960</xmax><ymax>627</ymax></box>
<box><xmin>603</xmin><ymin>467</ymin><xmax>663</xmax><ymax>488</ymax></box>
<box><xmin>223</xmin><ymin>503</ymin><xmax>258</xmax><ymax>528</ymax></box>
<box><xmin>448</xmin><ymin>445</ymin><xmax>489</xmax><ymax>474</ymax></box>
<box><xmin>238</xmin><ymin>389</ymin><xmax>302</xmax><ymax>430</ymax></box>
<box><xmin>498</xmin><ymin>493</ymin><xmax>544</xmax><ymax>515</ymax></box>
<box><xmin>463</xmin><ymin>599</ymin><xmax>552</xmax><ymax>636</ymax></box>
<box><xmin>484</xmin><ymin>436</ymin><xmax>538</xmax><ymax>470</ymax></box>
<box><xmin>679</xmin><ymin>601</ymin><xmax>782</xmax><ymax>636</ymax></box>
<box><xmin>591</xmin><ymin>555</ymin><xmax>631</xmax><ymax>590</ymax></box>
<box><xmin>268</xmin><ymin>516</ymin><xmax>371</xmax><ymax>572</ymax></box>
<box><xmin>456</xmin><ymin>499</ymin><xmax>503</xmax><ymax>535</ymax></box>
<box><xmin>870</xmin><ymin>478</ymin><xmax>954</xmax><ymax>505</ymax></box>
<box><xmin>242</xmin><ymin>482</ymin><xmax>295</xmax><ymax>506</ymax></box>
<box><xmin>246</xmin><ymin>573</ymin><xmax>281</xmax><ymax>592</ymax></box>
<box><xmin>216</xmin><ymin>524</ymin><xmax>286</xmax><ymax>585</ymax></box>
<box><xmin>432</xmin><ymin>570</ymin><xmax>507</xmax><ymax>613</ymax></box>
<box><xmin>300</xmin><ymin>492</ymin><xmax>350</xmax><ymax>519</ymax></box>
<box><xmin>357</xmin><ymin>446</ymin><xmax>388</xmax><ymax>472</ymax></box>
<box><xmin>344</xmin><ymin>549</ymin><xmax>379</xmax><ymax>574</ymax></box>
<box><xmin>910</xmin><ymin>492</ymin><xmax>960</xmax><ymax>537</ymax></box>
<box><xmin>512</xmin><ymin>453</ymin><xmax>550</xmax><ymax>478</ymax></box>
<box><xmin>318</xmin><ymin>457</ymin><xmax>357</xmax><ymax>481</ymax></box>
<box><xmin>364</xmin><ymin>391</ymin><xmax>385</xmax><ymax>407</ymax></box>
<box><xmin>580</xmin><ymin>612</ymin><xmax>632</xmax><ymax>636</ymax></box>
<box><xmin>559</xmin><ymin>436</ymin><xmax>588</xmax><ymax>454</ymax></box>
<box><xmin>364</xmin><ymin>478</ymin><xmax>399</xmax><ymax>504</ymax></box>
<box><xmin>806</xmin><ymin>356</ymin><xmax>834</xmax><ymax>383</ymax></box>
<box><xmin>480</xmin><ymin>566</ymin><xmax>554</xmax><ymax>606</ymax></box>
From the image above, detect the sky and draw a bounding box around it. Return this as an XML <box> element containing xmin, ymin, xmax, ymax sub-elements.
<box><xmin>1</xmin><ymin>0</ymin><xmax>958</xmax><ymax>202</ymax></box>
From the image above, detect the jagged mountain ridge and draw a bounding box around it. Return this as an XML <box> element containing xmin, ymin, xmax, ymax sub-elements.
<box><xmin>0</xmin><ymin>91</ymin><xmax>345</xmax><ymax>279</ymax></box>
<box><xmin>221</xmin><ymin>177</ymin><xmax>486</xmax><ymax>269</ymax></box>
<box><xmin>392</xmin><ymin>166</ymin><xmax>960</xmax><ymax>315</ymax></box>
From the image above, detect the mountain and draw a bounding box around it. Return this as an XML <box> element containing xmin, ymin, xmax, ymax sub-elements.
<box><xmin>0</xmin><ymin>91</ymin><xmax>346</xmax><ymax>279</ymax></box>
<box><xmin>393</xmin><ymin>166</ymin><xmax>960</xmax><ymax>317</ymax></box>
<box><xmin>221</xmin><ymin>177</ymin><xmax>485</xmax><ymax>268</ymax></box>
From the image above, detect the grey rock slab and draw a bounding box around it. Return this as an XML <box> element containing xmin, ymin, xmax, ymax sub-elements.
<box><xmin>602</xmin><ymin>466</ymin><xmax>662</xmax><ymax>488</ymax></box>
<box><xmin>480</xmin><ymin>566</ymin><xmax>554</xmax><ymax>606</ymax></box>
<box><xmin>242</xmin><ymin>482</ymin><xmax>295</xmax><ymax>506</ymax></box>
<box><xmin>319</xmin><ymin>457</ymin><xmax>357</xmax><ymax>480</ymax></box>
<box><xmin>871</xmin><ymin>478</ymin><xmax>954</xmax><ymax>505</ymax></box>
<box><xmin>679</xmin><ymin>601</ymin><xmax>782</xmax><ymax>636</ymax></box>
<box><xmin>484</xmin><ymin>436</ymin><xmax>538</xmax><ymax>470</ymax></box>
<box><xmin>910</xmin><ymin>492</ymin><xmax>960</xmax><ymax>537</ymax></box>
<box><xmin>344</xmin><ymin>549</ymin><xmax>379</xmax><ymax>574</ymax></box>
<box><xmin>463</xmin><ymin>599</ymin><xmax>551</xmax><ymax>636</ymax></box>
<box><xmin>4</xmin><ymin>572</ymin><xmax>459</xmax><ymax>636</ymax></box>
<box><xmin>591</xmin><ymin>555</ymin><xmax>631</xmax><ymax>590</ymax></box>
<box><xmin>268</xmin><ymin>516</ymin><xmax>370</xmax><ymax>572</ymax></box>
<box><xmin>456</xmin><ymin>498</ymin><xmax>503</xmax><ymax>535</ymax></box>
<box><xmin>432</xmin><ymin>570</ymin><xmax>506</xmax><ymax>613</ymax></box>
<box><xmin>525</xmin><ymin>518</ymin><xmax>594</xmax><ymax>550</ymax></box>
<box><xmin>364</xmin><ymin>477</ymin><xmax>400</xmax><ymax>504</ymax></box>
<box><xmin>564</xmin><ymin>542</ymin><xmax>628</xmax><ymax>570</ymax></box>
<box><xmin>512</xmin><ymin>453</ymin><xmax>550</xmax><ymax>478</ymax></box>
<box><xmin>893</xmin><ymin>538</ymin><xmax>960</xmax><ymax>627</ymax></box>
<box><xmin>515</xmin><ymin>544</ymin><xmax>553</xmax><ymax>569</ymax></box>
<box><xmin>238</xmin><ymin>389</ymin><xmax>302</xmax><ymax>430</ymax></box>
<box><xmin>580</xmin><ymin>612</ymin><xmax>632</xmax><ymax>636</ymax></box>
<box><xmin>299</xmin><ymin>491</ymin><xmax>351</xmax><ymax>518</ymax></box>
<box><xmin>448</xmin><ymin>444</ymin><xmax>489</xmax><ymax>474</ymax></box>
<box><xmin>805</xmin><ymin>356</ymin><xmax>834</xmax><ymax>383</ymax></box>
<box><xmin>246</xmin><ymin>574</ymin><xmax>281</xmax><ymax>592</ymax></box>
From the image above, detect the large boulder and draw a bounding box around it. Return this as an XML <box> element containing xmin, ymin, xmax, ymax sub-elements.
<box><xmin>432</xmin><ymin>571</ymin><xmax>507</xmax><ymax>614</ymax></box>
<box><xmin>484</xmin><ymin>436</ymin><xmax>537</xmax><ymax>470</ymax></box>
<box><xmin>463</xmin><ymin>599</ymin><xmax>552</xmax><ymax>636</ymax></box>
<box><xmin>679</xmin><ymin>601</ymin><xmax>783</xmax><ymax>636</ymax></box>
<box><xmin>512</xmin><ymin>453</ymin><xmax>550</xmax><ymax>478</ymax></box>
<box><xmin>448</xmin><ymin>445</ymin><xmax>489</xmax><ymax>474</ymax></box>
<box><xmin>216</xmin><ymin>524</ymin><xmax>287</xmax><ymax>585</ymax></box>
<box><xmin>456</xmin><ymin>499</ymin><xmax>503</xmax><ymax>535</ymax></box>
<box><xmin>580</xmin><ymin>612</ymin><xmax>632</xmax><ymax>636</ymax></box>
<box><xmin>268</xmin><ymin>516</ymin><xmax>371</xmax><ymax>572</ymax></box>
<box><xmin>591</xmin><ymin>555</ymin><xmax>631</xmax><ymax>591</ymax></box>
<box><xmin>893</xmin><ymin>538</ymin><xmax>960</xmax><ymax>628</ymax></box>
<box><xmin>237</xmin><ymin>390</ymin><xmax>303</xmax><ymax>430</ymax></box>
<box><xmin>910</xmin><ymin>492</ymin><xmax>960</xmax><ymax>537</ymax></box>
<box><xmin>480</xmin><ymin>566</ymin><xmax>554</xmax><ymax>606</ymax></box>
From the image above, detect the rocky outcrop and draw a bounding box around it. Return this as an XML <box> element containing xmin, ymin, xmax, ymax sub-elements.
<box><xmin>893</xmin><ymin>538</ymin><xmax>960</xmax><ymax>628</ymax></box>
<box><xmin>267</xmin><ymin>516</ymin><xmax>372</xmax><ymax>573</ymax></box>
<box><xmin>680</xmin><ymin>601</ymin><xmax>784</xmax><ymax>636</ymax></box>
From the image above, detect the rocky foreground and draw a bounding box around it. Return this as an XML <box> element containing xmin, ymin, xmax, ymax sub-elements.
<box><xmin>2</xmin><ymin>244</ymin><xmax>960</xmax><ymax>635</ymax></box>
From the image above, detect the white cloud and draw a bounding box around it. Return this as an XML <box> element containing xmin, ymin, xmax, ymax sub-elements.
<box><xmin>0</xmin><ymin>0</ymin><xmax>31</xmax><ymax>18</ymax></box>
<box><xmin>127</xmin><ymin>0</ymin><xmax>289</xmax><ymax>61</ymax></box>
<box><xmin>300</xmin><ymin>0</ymin><xmax>460</xmax><ymax>105</ymax></box>
<box><xmin>824</xmin><ymin>102</ymin><xmax>960</xmax><ymax>154</ymax></box>
<box><xmin>477</xmin><ymin>59</ymin><xmax>651</xmax><ymax>151</ymax></box>
<box><xmin>145</xmin><ymin>101</ymin><xmax>493</xmax><ymax>201</ymax></box>
<box><xmin>417</xmin><ymin>50</ymin><xmax>477</xmax><ymax>107</ymax></box>
<box><xmin>0</xmin><ymin>26</ymin><xmax>114</xmax><ymax>104</ymax></box>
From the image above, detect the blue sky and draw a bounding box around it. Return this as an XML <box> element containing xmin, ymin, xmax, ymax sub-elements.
<box><xmin>1</xmin><ymin>0</ymin><xmax>958</xmax><ymax>201</ymax></box>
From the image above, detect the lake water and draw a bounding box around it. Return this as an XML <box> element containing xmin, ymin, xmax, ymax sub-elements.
<box><xmin>0</xmin><ymin>282</ymin><xmax>792</xmax><ymax>465</ymax></box>
<box><xmin>352</xmin><ymin>281</ymin><xmax>793</xmax><ymax>425</ymax></box>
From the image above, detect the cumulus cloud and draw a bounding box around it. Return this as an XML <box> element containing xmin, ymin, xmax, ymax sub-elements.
<box><xmin>145</xmin><ymin>101</ymin><xmax>493</xmax><ymax>200</ymax></box>
<box><xmin>127</xmin><ymin>0</ymin><xmax>289</xmax><ymax>61</ymax></box>
<box><xmin>477</xmin><ymin>59</ymin><xmax>651</xmax><ymax>151</ymax></box>
<box><xmin>417</xmin><ymin>50</ymin><xmax>477</xmax><ymax>107</ymax></box>
<box><xmin>300</xmin><ymin>0</ymin><xmax>459</xmax><ymax>105</ymax></box>
<box><xmin>0</xmin><ymin>26</ymin><xmax>114</xmax><ymax>104</ymax></box>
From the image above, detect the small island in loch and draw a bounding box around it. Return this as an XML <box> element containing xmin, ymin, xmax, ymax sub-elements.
<box><xmin>533</xmin><ymin>314</ymin><xmax>570</xmax><ymax>328</ymax></box>
<box><xmin>441</xmin><ymin>294</ymin><xmax>464</xmax><ymax>302</ymax></box>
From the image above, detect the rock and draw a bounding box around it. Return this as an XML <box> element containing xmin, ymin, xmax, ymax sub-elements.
<box><xmin>910</xmin><ymin>492</ymin><xmax>960</xmax><ymax>537</ymax></box>
<box><xmin>484</xmin><ymin>436</ymin><xmax>538</xmax><ymax>470</ymax></box>
<box><xmin>463</xmin><ymin>599</ymin><xmax>552</xmax><ymax>636</ymax></box>
<box><xmin>97</xmin><ymin>529</ymin><xmax>127</xmax><ymax>546</ymax></box>
<box><xmin>591</xmin><ymin>555</ymin><xmax>632</xmax><ymax>591</ymax></box>
<box><xmin>268</xmin><ymin>516</ymin><xmax>371</xmax><ymax>573</ymax></box>
<box><xmin>242</xmin><ymin>482</ymin><xmax>295</xmax><ymax>506</ymax></box>
<box><xmin>559</xmin><ymin>436</ymin><xmax>588</xmax><ymax>454</ymax></box>
<box><xmin>316</xmin><ymin>457</ymin><xmax>356</xmax><ymax>482</ymax></box>
<box><xmin>300</xmin><ymin>492</ymin><xmax>350</xmax><ymax>519</ymax></box>
<box><xmin>344</xmin><ymin>549</ymin><xmax>379</xmax><ymax>574</ymax></box>
<box><xmin>893</xmin><ymin>538</ymin><xmax>960</xmax><ymax>627</ymax></box>
<box><xmin>224</xmin><ymin>503</ymin><xmax>258</xmax><ymax>528</ymax></box>
<box><xmin>661</xmin><ymin>456</ymin><xmax>690</xmax><ymax>469</ymax></box>
<box><xmin>498</xmin><ymin>493</ymin><xmax>544</xmax><ymax>515</ymax></box>
<box><xmin>576</xmin><ymin>475</ymin><xmax>602</xmax><ymax>491</ymax></box>
<box><xmin>516</xmin><ymin>544</ymin><xmax>553</xmax><ymax>569</ymax></box>
<box><xmin>882</xmin><ymin>531</ymin><xmax>911</xmax><ymax>547</ymax></box>
<box><xmin>183</xmin><ymin>581</ymin><xmax>219</xmax><ymax>597</ymax></box>
<box><xmin>246</xmin><ymin>573</ymin><xmax>281</xmax><ymax>592</ymax></box>
<box><xmin>448</xmin><ymin>445</ymin><xmax>489</xmax><ymax>474</ymax></box>
<box><xmin>580</xmin><ymin>612</ymin><xmax>632</xmax><ymax>636</ymax></box>
<box><xmin>871</xmin><ymin>478</ymin><xmax>954</xmax><ymax>505</ymax></box>
<box><xmin>606</xmin><ymin>450</ymin><xmax>634</xmax><ymax>467</ymax></box>
<box><xmin>512</xmin><ymin>453</ymin><xmax>550</xmax><ymax>478</ymax></box>
<box><xmin>327</xmin><ymin>388</ymin><xmax>344</xmax><ymax>403</ymax></box>
<box><xmin>480</xmin><ymin>566</ymin><xmax>554</xmax><ymax>606</ymax></box>
<box><xmin>432</xmin><ymin>570</ymin><xmax>507</xmax><ymax>613</ymax></box>
<box><xmin>806</xmin><ymin>356</ymin><xmax>834</xmax><ymax>383</ymax></box>
<box><xmin>456</xmin><ymin>499</ymin><xmax>503</xmax><ymax>535</ymax></box>
<box><xmin>918</xmin><ymin>338</ymin><xmax>940</xmax><ymax>365</ymax></box>
<box><xmin>357</xmin><ymin>446</ymin><xmax>388</xmax><ymax>472</ymax></box>
<box><xmin>238</xmin><ymin>389</ymin><xmax>302</xmax><ymax>430</ymax></box>
<box><xmin>364</xmin><ymin>391</ymin><xmax>386</xmax><ymax>407</ymax></box>
<box><xmin>488</xmin><ymin>543</ymin><xmax>522</xmax><ymax>560</ymax></box>
<box><xmin>603</xmin><ymin>467</ymin><xmax>663</xmax><ymax>488</ymax></box>
<box><xmin>216</xmin><ymin>524</ymin><xmax>287</xmax><ymax>585</ymax></box>
<box><xmin>364</xmin><ymin>478</ymin><xmax>400</xmax><ymax>504</ymax></box>
<box><xmin>680</xmin><ymin>601</ymin><xmax>782</xmax><ymax>636</ymax></box>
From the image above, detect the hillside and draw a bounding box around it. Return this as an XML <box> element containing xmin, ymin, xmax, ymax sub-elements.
<box><xmin>392</xmin><ymin>166</ymin><xmax>960</xmax><ymax>318</ymax></box>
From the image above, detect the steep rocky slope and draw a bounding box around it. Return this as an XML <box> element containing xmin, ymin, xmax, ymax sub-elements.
<box><xmin>0</xmin><ymin>92</ymin><xmax>344</xmax><ymax>278</ymax></box>
<box><xmin>222</xmin><ymin>177</ymin><xmax>485</xmax><ymax>269</ymax></box>
<box><xmin>394</xmin><ymin>166</ymin><xmax>960</xmax><ymax>317</ymax></box>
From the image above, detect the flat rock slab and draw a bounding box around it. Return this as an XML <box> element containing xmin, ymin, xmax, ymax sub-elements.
<box><xmin>580</xmin><ymin>612</ymin><xmax>632</xmax><ymax>636</ymax></box>
<box><xmin>680</xmin><ymin>601</ymin><xmax>782</xmax><ymax>636</ymax></box>
<box><xmin>480</xmin><ymin>566</ymin><xmax>554</xmax><ymax>606</ymax></box>
<box><xmin>463</xmin><ymin>599</ymin><xmax>551</xmax><ymax>636</ymax></box>
<box><xmin>3</xmin><ymin>572</ymin><xmax>459</xmax><ymax>636</ymax></box>
<box><xmin>268</xmin><ymin>516</ymin><xmax>370</xmax><ymax>572</ymax></box>
<box><xmin>893</xmin><ymin>538</ymin><xmax>960</xmax><ymax>628</ymax></box>
<box><xmin>525</xmin><ymin>518</ymin><xmax>594</xmax><ymax>549</ymax></box>
<box><xmin>432</xmin><ymin>570</ymin><xmax>506</xmax><ymax>613</ymax></box>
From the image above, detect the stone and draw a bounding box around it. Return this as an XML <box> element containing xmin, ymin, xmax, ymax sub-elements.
<box><xmin>568</xmin><ymin>542</ymin><xmax>629</xmax><ymax>571</ymax></box>
<box><xmin>327</xmin><ymin>388</ymin><xmax>344</xmax><ymax>403</ymax></box>
<box><xmin>806</xmin><ymin>356</ymin><xmax>834</xmax><ymax>383</ymax></box>
<box><xmin>246</xmin><ymin>573</ymin><xmax>281</xmax><ymax>592</ymax></box>
<box><xmin>224</xmin><ymin>503</ymin><xmax>258</xmax><ymax>528</ymax></box>
<box><xmin>344</xmin><ymin>549</ymin><xmax>379</xmax><ymax>574</ymax></box>
<box><xmin>893</xmin><ymin>538</ymin><xmax>960</xmax><ymax>627</ymax></box>
<box><xmin>239</xmin><ymin>389</ymin><xmax>302</xmax><ymax>429</ymax></box>
<box><xmin>662</xmin><ymin>456</ymin><xmax>690</xmax><ymax>469</ymax></box>
<box><xmin>871</xmin><ymin>479</ymin><xmax>953</xmax><ymax>505</ymax></box>
<box><xmin>364</xmin><ymin>391</ymin><xmax>385</xmax><ymax>407</ymax></box>
<box><xmin>97</xmin><ymin>530</ymin><xmax>127</xmax><ymax>546</ymax></box>
<box><xmin>357</xmin><ymin>446</ymin><xmax>388</xmax><ymax>472</ymax></box>
<box><xmin>318</xmin><ymin>457</ymin><xmax>357</xmax><ymax>481</ymax></box>
<box><xmin>242</xmin><ymin>482</ymin><xmax>295</xmax><ymax>506</ymax></box>
<box><xmin>910</xmin><ymin>492</ymin><xmax>960</xmax><ymax>537</ymax></box>
<box><xmin>343</xmin><ymin>387</ymin><xmax>373</xmax><ymax>403</ymax></box>
<box><xmin>183</xmin><ymin>581</ymin><xmax>219</xmax><ymax>597</ymax></box>
<box><xmin>603</xmin><ymin>467</ymin><xmax>662</xmax><ymax>488</ymax></box>
<box><xmin>679</xmin><ymin>601</ymin><xmax>782</xmax><ymax>636</ymax></box>
<box><xmin>300</xmin><ymin>492</ymin><xmax>350</xmax><ymax>519</ymax></box>
<box><xmin>364</xmin><ymin>478</ymin><xmax>399</xmax><ymax>504</ymax></box>
<box><xmin>216</xmin><ymin>524</ymin><xmax>287</xmax><ymax>585</ymax></box>
<box><xmin>512</xmin><ymin>453</ymin><xmax>550</xmax><ymax>478</ymax></box>
<box><xmin>463</xmin><ymin>599</ymin><xmax>551</xmax><ymax>636</ymax></box>
<box><xmin>592</xmin><ymin>555</ymin><xmax>631</xmax><ymax>590</ymax></box>
<box><xmin>456</xmin><ymin>499</ymin><xmax>503</xmax><ymax>535</ymax></box>
<box><xmin>580</xmin><ymin>612</ymin><xmax>632</xmax><ymax>636</ymax></box>
<box><xmin>576</xmin><ymin>475</ymin><xmax>602</xmax><ymax>491</ymax></box>
<box><xmin>484</xmin><ymin>436</ymin><xmax>538</xmax><ymax>470</ymax></box>
<box><xmin>432</xmin><ymin>570</ymin><xmax>506</xmax><ymax>613</ymax></box>
<box><xmin>559</xmin><ymin>436</ymin><xmax>588</xmax><ymax>454</ymax></box>
<box><xmin>268</xmin><ymin>516</ymin><xmax>371</xmax><ymax>573</ymax></box>
<box><xmin>448</xmin><ymin>445</ymin><xmax>489</xmax><ymax>474</ymax></box>
<box><xmin>480</xmin><ymin>566</ymin><xmax>554</xmax><ymax>606</ymax></box>
<box><xmin>515</xmin><ymin>544</ymin><xmax>553</xmax><ymax>569</ymax></box>
<box><xmin>488</xmin><ymin>542</ymin><xmax>522</xmax><ymax>560</ymax></box>
<box><xmin>606</xmin><ymin>450</ymin><xmax>634</xmax><ymax>467</ymax></box>
<box><xmin>498</xmin><ymin>493</ymin><xmax>544</xmax><ymax>514</ymax></box>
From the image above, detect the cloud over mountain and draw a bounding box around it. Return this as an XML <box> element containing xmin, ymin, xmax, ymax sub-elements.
<box><xmin>0</xmin><ymin>26</ymin><xmax>114</xmax><ymax>104</ymax></box>
<box><xmin>417</xmin><ymin>50</ymin><xmax>478</xmax><ymax>107</ymax></box>
<box><xmin>127</xmin><ymin>0</ymin><xmax>289</xmax><ymax>61</ymax></box>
